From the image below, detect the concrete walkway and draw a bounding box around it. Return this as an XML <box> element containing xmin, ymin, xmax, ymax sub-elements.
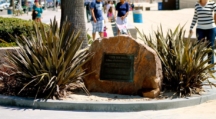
<box><xmin>0</xmin><ymin>100</ymin><xmax>216</xmax><ymax>119</ymax></box>
<box><xmin>0</xmin><ymin>2</ymin><xmax>196</xmax><ymax>39</ymax></box>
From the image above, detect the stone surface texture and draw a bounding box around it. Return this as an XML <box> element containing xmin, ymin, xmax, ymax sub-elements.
<box><xmin>83</xmin><ymin>36</ymin><xmax>163</xmax><ymax>98</ymax></box>
<box><xmin>0</xmin><ymin>47</ymin><xmax>18</xmax><ymax>71</ymax></box>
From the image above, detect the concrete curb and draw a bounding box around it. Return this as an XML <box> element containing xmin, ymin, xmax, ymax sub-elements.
<box><xmin>0</xmin><ymin>89</ymin><xmax>216</xmax><ymax>112</ymax></box>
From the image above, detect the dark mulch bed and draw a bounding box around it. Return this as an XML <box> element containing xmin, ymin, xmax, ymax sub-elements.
<box><xmin>0</xmin><ymin>76</ymin><xmax>39</xmax><ymax>98</ymax></box>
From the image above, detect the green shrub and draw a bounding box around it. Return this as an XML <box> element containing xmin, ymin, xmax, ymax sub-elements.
<box><xmin>5</xmin><ymin>18</ymin><xmax>93</xmax><ymax>99</ymax></box>
<box><xmin>137</xmin><ymin>25</ymin><xmax>216</xmax><ymax>97</ymax></box>
<box><xmin>0</xmin><ymin>17</ymin><xmax>48</xmax><ymax>43</ymax></box>
<box><xmin>0</xmin><ymin>38</ymin><xmax>17</xmax><ymax>47</ymax></box>
<box><xmin>87</xmin><ymin>33</ymin><xmax>93</xmax><ymax>44</ymax></box>
<box><xmin>0</xmin><ymin>42</ymin><xmax>17</xmax><ymax>47</ymax></box>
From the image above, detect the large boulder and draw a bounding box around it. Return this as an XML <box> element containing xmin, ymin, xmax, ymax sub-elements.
<box><xmin>83</xmin><ymin>36</ymin><xmax>163</xmax><ymax>98</ymax></box>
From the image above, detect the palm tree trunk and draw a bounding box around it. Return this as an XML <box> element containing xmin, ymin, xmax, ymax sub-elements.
<box><xmin>10</xmin><ymin>0</ymin><xmax>14</xmax><ymax>7</ymax></box>
<box><xmin>10</xmin><ymin>0</ymin><xmax>14</xmax><ymax>13</ymax></box>
<box><xmin>60</xmin><ymin>0</ymin><xmax>88</xmax><ymax>48</ymax></box>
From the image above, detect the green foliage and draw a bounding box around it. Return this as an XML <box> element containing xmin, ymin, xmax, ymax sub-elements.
<box><xmin>6</xmin><ymin>18</ymin><xmax>93</xmax><ymax>99</ymax></box>
<box><xmin>0</xmin><ymin>38</ymin><xmax>17</xmax><ymax>47</ymax></box>
<box><xmin>87</xmin><ymin>33</ymin><xmax>93</xmax><ymax>44</ymax></box>
<box><xmin>137</xmin><ymin>25</ymin><xmax>216</xmax><ymax>97</ymax></box>
<box><xmin>0</xmin><ymin>42</ymin><xmax>17</xmax><ymax>47</ymax></box>
<box><xmin>0</xmin><ymin>17</ymin><xmax>48</xmax><ymax>43</ymax></box>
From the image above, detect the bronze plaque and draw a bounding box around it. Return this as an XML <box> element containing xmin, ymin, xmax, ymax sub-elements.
<box><xmin>100</xmin><ymin>53</ymin><xmax>134</xmax><ymax>82</ymax></box>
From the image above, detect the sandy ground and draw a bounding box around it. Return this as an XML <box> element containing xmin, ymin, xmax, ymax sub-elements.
<box><xmin>62</xmin><ymin>90</ymin><xmax>205</xmax><ymax>102</ymax></box>
<box><xmin>64</xmin><ymin>92</ymin><xmax>156</xmax><ymax>102</ymax></box>
<box><xmin>61</xmin><ymin>84</ymin><xmax>216</xmax><ymax>102</ymax></box>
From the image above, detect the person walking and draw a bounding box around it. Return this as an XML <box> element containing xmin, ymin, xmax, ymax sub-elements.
<box><xmin>55</xmin><ymin>0</ymin><xmax>59</xmax><ymax>11</ymax></box>
<box><xmin>32</xmin><ymin>0</ymin><xmax>43</xmax><ymax>22</ymax></box>
<box><xmin>107</xmin><ymin>6</ymin><xmax>114</xmax><ymax>22</ymax></box>
<box><xmin>103</xmin><ymin>1</ymin><xmax>107</xmax><ymax>13</ymax></box>
<box><xmin>113</xmin><ymin>1</ymin><xmax>117</xmax><ymax>7</ymax></box>
<box><xmin>131</xmin><ymin>2</ymin><xmax>134</xmax><ymax>10</ymax></box>
<box><xmin>56</xmin><ymin>0</ymin><xmax>59</xmax><ymax>8</ymax></box>
<box><xmin>190</xmin><ymin>0</ymin><xmax>216</xmax><ymax>64</ymax></box>
<box><xmin>84</xmin><ymin>0</ymin><xmax>91</xmax><ymax>23</ymax></box>
<box><xmin>115</xmin><ymin>0</ymin><xmax>130</xmax><ymax>35</ymax></box>
<box><xmin>23</xmin><ymin>1</ymin><xmax>29</xmax><ymax>15</ymax></box>
<box><xmin>106</xmin><ymin>1</ymin><xmax>111</xmax><ymax>14</ymax></box>
<box><xmin>90</xmin><ymin>0</ymin><xmax>104</xmax><ymax>40</ymax></box>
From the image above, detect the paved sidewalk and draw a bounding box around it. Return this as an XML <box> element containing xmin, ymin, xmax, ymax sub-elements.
<box><xmin>0</xmin><ymin>2</ymin><xmax>196</xmax><ymax>39</ymax></box>
<box><xmin>0</xmin><ymin>100</ymin><xmax>216</xmax><ymax>119</ymax></box>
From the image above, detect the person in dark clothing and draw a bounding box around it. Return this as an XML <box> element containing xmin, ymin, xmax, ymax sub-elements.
<box><xmin>84</xmin><ymin>0</ymin><xmax>91</xmax><ymax>22</ymax></box>
<box><xmin>115</xmin><ymin>0</ymin><xmax>129</xmax><ymax>35</ymax></box>
<box><xmin>56</xmin><ymin>1</ymin><xmax>58</xmax><ymax>8</ymax></box>
<box><xmin>131</xmin><ymin>2</ymin><xmax>134</xmax><ymax>10</ymax></box>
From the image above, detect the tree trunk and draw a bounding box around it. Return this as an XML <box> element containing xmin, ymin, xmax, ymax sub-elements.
<box><xmin>61</xmin><ymin>0</ymin><xmax>88</xmax><ymax>48</ymax></box>
<box><xmin>10</xmin><ymin>0</ymin><xmax>14</xmax><ymax>12</ymax></box>
<box><xmin>10</xmin><ymin>0</ymin><xmax>14</xmax><ymax>7</ymax></box>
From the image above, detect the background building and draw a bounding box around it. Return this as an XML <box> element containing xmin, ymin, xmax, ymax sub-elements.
<box><xmin>180</xmin><ymin>0</ymin><xmax>216</xmax><ymax>9</ymax></box>
<box><xmin>180</xmin><ymin>0</ymin><xmax>197</xmax><ymax>9</ymax></box>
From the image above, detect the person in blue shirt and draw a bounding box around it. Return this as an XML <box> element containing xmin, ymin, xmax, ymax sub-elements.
<box><xmin>90</xmin><ymin>0</ymin><xmax>104</xmax><ymax>40</ymax></box>
<box><xmin>115</xmin><ymin>0</ymin><xmax>130</xmax><ymax>35</ymax></box>
<box><xmin>32</xmin><ymin>0</ymin><xmax>43</xmax><ymax>22</ymax></box>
